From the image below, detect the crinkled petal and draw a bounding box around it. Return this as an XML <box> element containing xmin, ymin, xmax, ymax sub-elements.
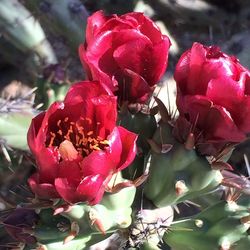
<box><xmin>245</xmin><ymin>72</ymin><xmax>250</xmax><ymax>95</ymax></box>
<box><xmin>235</xmin><ymin>96</ymin><xmax>250</xmax><ymax>133</ymax></box>
<box><xmin>174</xmin><ymin>49</ymin><xmax>191</xmax><ymax>94</ymax></box>
<box><xmin>58</xmin><ymin>160</ymin><xmax>82</xmax><ymax>186</ymax></box>
<box><xmin>55</xmin><ymin>175</ymin><xmax>107</xmax><ymax>204</ymax></box>
<box><xmin>186</xmin><ymin>43</ymin><xmax>207</xmax><ymax>94</ymax></box>
<box><xmin>27</xmin><ymin>111</ymin><xmax>45</xmax><ymax>154</ymax></box>
<box><xmin>85</xmin><ymin>30</ymin><xmax>152</xmax><ymax>88</ymax></box>
<box><xmin>76</xmin><ymin>174</ymin><xmax>106</xmax><ymax>205</ymax></box>
<box><xmin>114</xmin><ymin>37</ymin><xmax>169</xmax><ymax>86</ymax></box>
<box><xmin>115</xmin><ymin>38</ymin><xmax>151</xmax><ymax>79</ymax></box>
<box><xmin>99</xmin><ymin>15</ymin><xmax>136</xmax><ymax>33</ymax></box>
<box><xmin>81</xmin><ymin>126</ymin><xmax>137</xmax><ymax>177</ymax></box>
<box><xmin>86</xmin><ymin>10</ymin><xmax>109</xmax><ymax>44</ymax></box>
<box><xmin>91</xmin><ymin>94</ymin><xmax>117</xmax><ymax>137</ymax></box>
<box><xmin>35</xmin><ymin>147</ymin><xmax>60</xmax><ymax>182</ymax></box>
<box><xmin>80</xmin><ymin>150</ymin><xmax>116</xmax><ymax>177</ymax></box>
<box><xmin>64</xmin><ymin>81</ymin><xmax>111</xmax><ymax>104</ymax></box>
<box><xmin>122</xmin><ymin>12</ymin><xmax>164</xmax><ymax>44</ymax></box>
<box><xmin>206</xmin><ymin>76</ymin><xmax>244</xmax><ymax>112</ymax></box>
<box><xmin>28</xmin><ymin>102</ymin><xmax>65</xmax><ymax>155</ymax></box>
<box><xmin>177</xmin><ymin>95</ymin><xmax>212</xmax><ymax>128</ymax></box>
<box><xmin>116</xmin><ymin>69</ymin><xmax>152</xmax><ymax>103</ymax></box>
<box><xmin>54</xmin><ymin>178</ymin><xmax>79</xmax><ymax>204</ymax></box>
<box><xmin>175</xmin><ymin>43</ymin><xmax>243</xmax><ymax>96</ymax></box>
<box><xmin>115</xmin><ymin>126</ymin><xmax>137</xmax><ymax>171</ymax></box>
<box><xmin>106</xmin><ymin>126</ymin><xmax>123</xmax><ymax>165</ymax></box>
<box><xmin>65</xmin><ymin>82</ymin><xmax>117</xmax><ymax>137</ymax></box>
<box><xmin>28</xmin><ymin>173</ymin><xmax>59</xmax><ymax>199</ymax></box>
<box><xmin>204</xmin><ymin>105</ymin><xmax>245</xmax><ymax>142</ymax></box>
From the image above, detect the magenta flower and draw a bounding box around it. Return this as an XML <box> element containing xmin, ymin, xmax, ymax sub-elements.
<box><xmin>28</xmin><ymin>81</ymin><xmax>137</xmax><ymax>205</ymax></box>
<box><xmin>174</xmin><ymin>42</ymin><xmax>250</xmax><ymax>155</ymax></box>
<box><xmin>79</xmin><ymin>11</ymin><xmax>171</xmax><ymax>104</ymax></box>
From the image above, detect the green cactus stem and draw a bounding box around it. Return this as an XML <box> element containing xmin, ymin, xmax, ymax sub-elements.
<box><xmin>24</xmin><ymin>0</ymin><xmax>88</xmax><ymax>51</ymax></box>
<box><xmin>163</xmin><ymin>200</ymin><xmax>250</xmax><ymax>250</ymax></box>
<box><xmin>89</xmin><ymin>176</ymin><xmax>136</xmax><ymax>233</ymax></box>
<box><xmin>0</xmin><ymin>0</ymin><xmax>57</xmax><ymax>67</ymax></box>
<box><xmin>52</xmin><ymin>177</ymin><xmax>136</xmax><ymax>249</ymax></box>
<box><xmin>38</xmin><ymin>199</ymin><xmax>134</xmax><ymax>249</ymax></box>
<box><xmin>0</xmin><ymin>89</ymin><xmax>37</xmax><ymax>150</ymax></box>
<box><xmin>34</xmin><ymin>209</ymin><xmax>71</xmax><ymax>243</ymax></box>
<box><xmin>37</xmin><ymin>235</ymin><xmax>91</xmax><ymax>250</ymax></box>
<box><xmin>0</xmin><ymin>111</ymin><xmax>33</xmax><ymax>150</ymax></box>
<box><xmin>35</xmin><ymin>77</ymin><xmax>69</xmax><ymax>109</ymax></box>
<box><xmin>119</xmin><ymin>109</ymin><xmax>157</xmax><ymax>179</ymax></box>
<box><xmin>144</xmin><ymin>121</ymin><xmax>222</xmax><ymax>207</ymax></box>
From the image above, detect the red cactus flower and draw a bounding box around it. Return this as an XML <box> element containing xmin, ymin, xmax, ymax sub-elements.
<box><xmin>28</xmin><ymin>81</ymin><xmax>137</xmax><ymax>205</ymax></box>
<box><xmin>174</xmin><ymin>42</ymin><xmax>250</xmax><ymax>155</ymax></box>
<box><xmin>79</xmin><ymin>11</ymin><xmax>171</xmax><ymax>104</ymax></box>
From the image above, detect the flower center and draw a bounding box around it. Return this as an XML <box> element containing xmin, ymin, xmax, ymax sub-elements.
<box><xmin>46</xmin><ymin>116</ymin><xmax>109</xmax><ymax>157</ymax></box>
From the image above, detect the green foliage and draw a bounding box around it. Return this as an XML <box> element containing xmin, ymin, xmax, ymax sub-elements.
<box><xmin>36</xmin><ymin>77</ymin><xmax>69</xmax><ymax>109</ymax></box>
<box><xmin>0</xmin><ymin>112</ymin><xmax>33</xmax><ymax>150</ymax></box>
<box><xmin>144</xmin><ymin>122</ymin><xmax>221</xmax><ymax>207</ymax></box>
<box><xmin>120</xmin><ymin>110</ymin><xmax>157</xmax><ymax>179</ymax></box>
<box><xmin>164</xmin><ymin>201</ymin><xmax>250</xmax><ymax>250</ymax></box>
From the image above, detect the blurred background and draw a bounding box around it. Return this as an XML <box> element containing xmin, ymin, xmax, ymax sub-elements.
<box><xmin>0</xmin><ymin>0</ymin><xmax>249</xmax><ymax>247</ymax></box>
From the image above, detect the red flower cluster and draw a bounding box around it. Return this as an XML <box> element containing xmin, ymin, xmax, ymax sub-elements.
<box><xmin>27</xmin><ymin>11</ymin><xmax>170</xmax><ymax>205</ymax></box>
<box><xmin>79</xmin><ymin>11</ymin><xmax>170</xmax><ymax>104</ymax></box>
<box><xmin>28</xmin><ymin>82</ymin><xmax>137</xmax><ymax>205</ymax></box>
<box><xmin>174</xmin><ymin>42</ymin><xmax>250</xmax><ymax>155</ymax></box>
<box><xmin>28</xmin><ymin>10</ymin><xmax>250</xmax><ymax>205</ymax></box>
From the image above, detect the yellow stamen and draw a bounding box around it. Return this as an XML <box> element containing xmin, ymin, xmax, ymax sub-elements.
<box><xmin>87</xmin><ymin>131</ymin><xmax>93</xmax><ymax>136</ymax></box>
<box><xmin>57</xmin><ymin>119</ymin><xmax>62</xmax><ymax>127</ymax></box>
<box><xmin>57</xmin><ymin>129</ymin><xmax>63</xmax><ymax>136</ymax></box>
<box><xmin>86</xmin><ymin>118</ymin><xmax>92</xmax><ymax>124</ymax></box>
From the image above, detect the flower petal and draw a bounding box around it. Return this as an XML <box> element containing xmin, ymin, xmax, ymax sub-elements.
<box><xmin>85</xmin><ymin>29</ymin><xmax>152</xmax><ymax>88</ymax></box>
<box><xmin>206</xmin><ymin>76</ymin><xmax>244</xmax><ymax>113</ymax></box>
<box><xmin>174</xmin><ymin>50</ymin><xmax>191</xmax><ymax>94</ymax></box>
<box><xmin>99</xmin><ymin>14</ymin><xmax>136</xmax><ymax>32</ymax></box>
<box><xmin>184</xmin><ymin>43</ymin><xmax>207</xmax><ymax>94</ymax></box>
<box><xmin>55</xmin><ymin>174</ymin><xmax>106</xmax><ymax>205</ymax></box>
<box><xmin>113</xmin><ymin>37</ymin><xmax>169</xmax><ymax>86</ymax></box>
<box><xmin>91</xmin><ymin>94</ymin><xmax>117</xmax><ymax>138</ymax></box>
<box><xmin>58</xmin><ymin>160</ymin><xmax>82</xmax><ymax>185</ymax></box>
<box><xmin>35</xmin><ymin>147</ymin><xmax>60</xmax><ymax>182</ymax></box>
<box><xmin>80</xmin><ymin>150</ymin><xmax>115</xmax><ymax>177</ymax></box>
<box><xmin>177</xmin><ymin>95</ymin><xmax>212</xmax><ymax>128</ymax></box>
<box><xmin>27</xmin><ymin>112</ymin><xmax>45</xmax><ymax>153</ymax></box>
<box><xmin>28</xmin><ymin>173</ymin><xmax>59</xmax><ymax>199</ymax></box>
<box><xmin>116</xmin><ymin>68</ymin><xmax>152</xmax><ymax>103</ymax></box>
<box><xmin>76</xmin><ymin>174</ymin><xmax>106</xmax><ymax>205</ymax></box>
<box><xmin>204</xmin><ymin>105</ymin><xmax>245</xmax><ymax>142</ymax></box>
<box><xmin>86</xmin><ymin>10</ymin><xmax>109</xmax><ymax>44</ymax></box>
<box><xmin>115</xmin><ymin>126</ymin><xmax>137</xmax><ymax>171</ymax></box>
<box><xmin>64</xmin><ymin>81</ymin><xmax>112</xmax><ymax>104</ymax></box>
<box><xmin>54</xmin><ymin>178</ymin><xmax>79</xmax><ymax>204</ymax></box>
<box><xmin>79</xmin><ymin>44</ymin><xmax>94</xmax><ymax>80</ymax></box>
